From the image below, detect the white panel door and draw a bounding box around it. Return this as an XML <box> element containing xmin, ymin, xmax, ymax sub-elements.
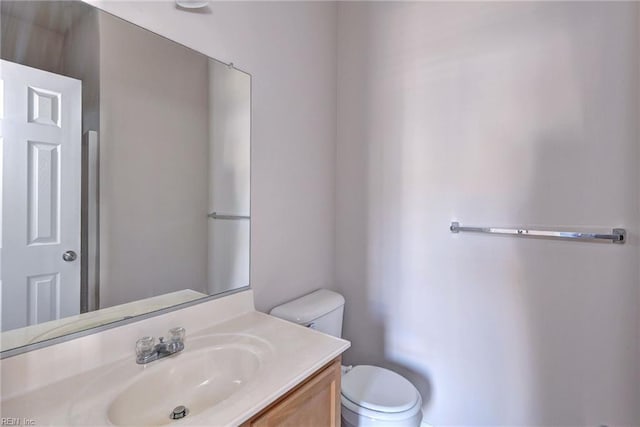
<box><xmin>0</xmin><ymin>60</ymin><xmax>82</xmax><ymax>332</ymax></box>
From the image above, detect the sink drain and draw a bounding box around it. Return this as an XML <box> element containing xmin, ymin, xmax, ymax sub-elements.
<box><xmin>170</xmin><ymin>405</ymin><xmax>189</xmax><ymax>420</ymax></box>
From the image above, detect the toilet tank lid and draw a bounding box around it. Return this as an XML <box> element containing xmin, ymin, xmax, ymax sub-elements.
<box><xmin>269</xmin><ymin>289</ymin><xmax>345</xmax><ymax>324</ymax></box>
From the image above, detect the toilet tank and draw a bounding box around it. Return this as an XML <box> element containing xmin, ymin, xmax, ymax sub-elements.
<box><xmin>269</xmin><ymin>289</ymin><xmax>345</xmax><ymax>338</ymax></box>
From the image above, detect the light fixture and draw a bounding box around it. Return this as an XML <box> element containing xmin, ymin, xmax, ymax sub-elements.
<box><xmin>175</xmin><ymin>0</ymin><xmax>209</xmax><ymax>9</ymax></box>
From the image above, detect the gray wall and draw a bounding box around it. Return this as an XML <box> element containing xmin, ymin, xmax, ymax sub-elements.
<box><xmin>208</xmin><ymin>61</ymin><xmax>251</xmax><ymax>294</ymax></box>
<box><xmin>335</xmin><ymin>2</ymin><xmax>640</xmax><ymax>425</ymax></box>
<box><xmin>61</xmin><ymin>8</ymin><xmax>100</xmax><ymax>135</ymax></box>
<box><xmin>98</xmin><ymin>12</ymin><xmax>209</xmax><ymax>307</ymax></box>
<box><xmin>0</xmin><ymin>10</ymin><xmax>65</xmax><ymax>74</ymax></box>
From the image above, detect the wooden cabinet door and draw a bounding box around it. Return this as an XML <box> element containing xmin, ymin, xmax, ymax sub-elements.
<box><xmin>244</xmin><ymin>358</ymin><xmax>341</xmax><ymax>427</ymax></box>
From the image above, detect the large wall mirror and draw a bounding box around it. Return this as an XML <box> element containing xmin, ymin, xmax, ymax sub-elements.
<box><xmin>0</xmin><ymin>1</ymin><xmax>251</xmax><ymax>355</ymax></box>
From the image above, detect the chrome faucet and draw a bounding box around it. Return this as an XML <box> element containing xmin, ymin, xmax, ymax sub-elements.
<box><xmin>135</xmin><ymin>327</ymin><xmax>185</xmax><ymax>364</ymax></box>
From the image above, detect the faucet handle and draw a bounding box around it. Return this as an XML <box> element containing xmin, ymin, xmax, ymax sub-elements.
<box><xmin>135</xmin><ymin>336</ymin><xmax>155</xmax><ymax>360</ymax></box>
<box><xmin>169</xmin><ymin>327</ymin><xmax>185</xmax><ymax>344</ymax></box>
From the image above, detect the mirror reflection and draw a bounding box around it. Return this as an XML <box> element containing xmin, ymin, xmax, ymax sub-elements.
<box><xmin>0</xmin><ymin>1</ymin><xmax>251</xmax><ymax>353</ymax></box>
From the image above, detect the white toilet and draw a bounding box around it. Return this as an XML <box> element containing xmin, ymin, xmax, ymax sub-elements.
<box><xmin>270</xmin><ymin>289</ymin><xmax>423</xmax><ymax>427</ymax></box>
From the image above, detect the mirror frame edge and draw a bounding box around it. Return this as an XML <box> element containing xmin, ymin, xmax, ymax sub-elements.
<box><xmin>0</xmin><ymin>286</ymin><xmax>251</xmax><ymax>359</ymax></box>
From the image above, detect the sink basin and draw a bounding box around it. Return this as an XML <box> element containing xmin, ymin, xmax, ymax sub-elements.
<box><xmin>67</xmin><ymin>333</ymin><xmax>273</xmax><ymax>426</ymax></box>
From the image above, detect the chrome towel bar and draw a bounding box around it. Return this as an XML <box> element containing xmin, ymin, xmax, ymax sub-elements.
<box><xmin>208</xmin><ymin>212</ymin><xmax>250</xmax><ymax>220</ymax></box>
<box><xmin>450</xmin><ymin>222</ymin><xmax>625</xmax><ymax>244</ymax></box>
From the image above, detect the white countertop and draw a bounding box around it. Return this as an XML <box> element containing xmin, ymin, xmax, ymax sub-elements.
<box><xmin>0</xmin><ymin>290</ymin><xmax>350</xmax><ymax>426</ymax></box>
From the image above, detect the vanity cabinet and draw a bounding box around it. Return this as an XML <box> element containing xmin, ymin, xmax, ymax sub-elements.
<box><xmin>242</xmin><ymin>357</ymin><xmax>342</xmax><ymax>427</ymax></box>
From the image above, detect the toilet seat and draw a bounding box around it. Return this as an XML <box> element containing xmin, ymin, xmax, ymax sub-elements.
<box><xmin>341</xmin><ymin>365</ymin><xmax>422</xmax><ymax>421</ymax></box>
<box><xmin>341</xmin><ymin>394</ymin><xmax>422</xmax><ymax>423</ymax></box>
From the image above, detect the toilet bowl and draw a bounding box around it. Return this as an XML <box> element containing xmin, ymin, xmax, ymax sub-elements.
<box><xmin>270</xmin><ymin>289</ymin><xmax>423</xmax><ymax>427</ymax></box>
<box><xmin>341</xmin><ymin>365</ymin><xmax>422</xmax><ymax>427</ymax></box>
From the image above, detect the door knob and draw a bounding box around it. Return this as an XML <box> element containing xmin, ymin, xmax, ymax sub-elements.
<box><xmin>62</xmin><ymin>250</ymin><xmax>77</xmax><ymax>262</ymax></box>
